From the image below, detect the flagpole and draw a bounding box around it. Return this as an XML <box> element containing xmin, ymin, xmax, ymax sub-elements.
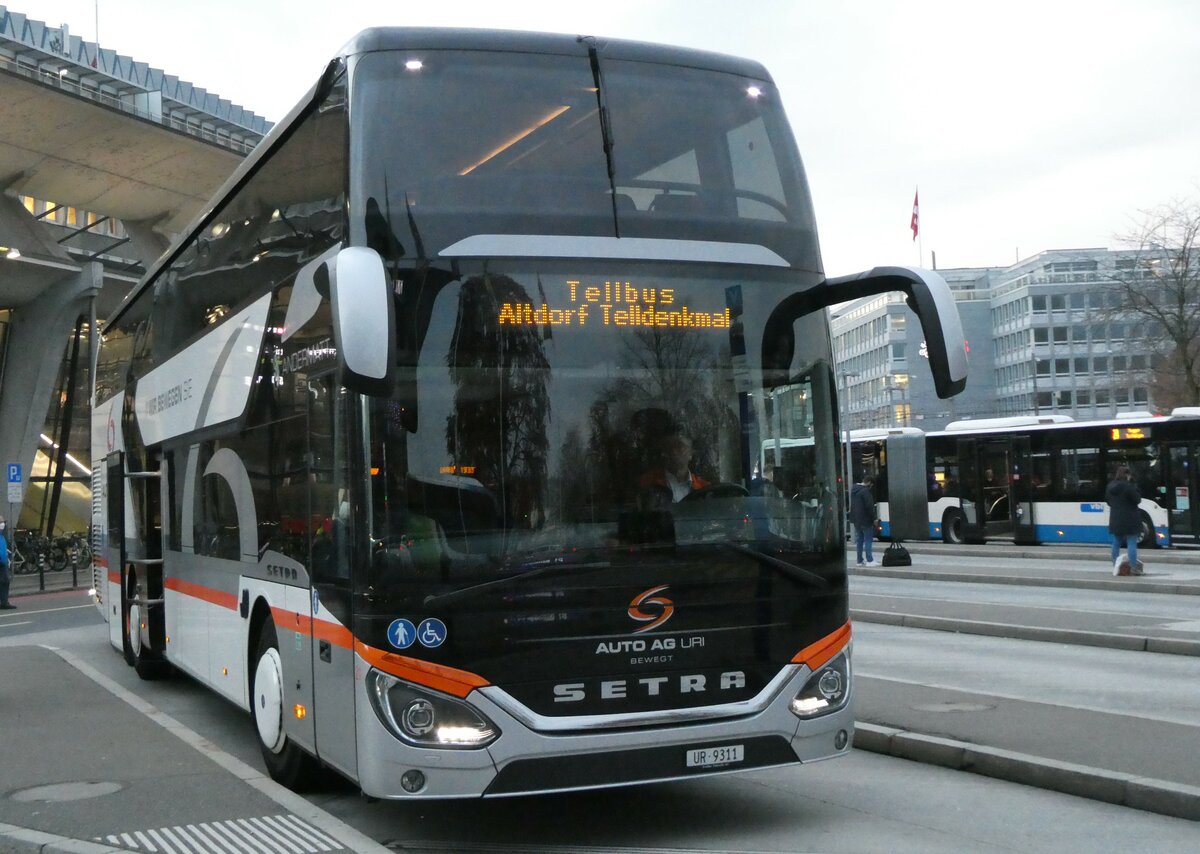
<box><xmin>911</xmin><ymin>186</ymin><xmax>921</xmax><ymax>267</ymax></box>
<box><xmin>916</xmin><ymin>186</ymin><xmax>923</xmax><ymax>267</ymax></box>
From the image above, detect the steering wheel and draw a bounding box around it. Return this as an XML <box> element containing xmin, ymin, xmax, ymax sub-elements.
<box><xmin>681</xmin><ymin>483</ymin><xmax>751</xmax><ymax>501</ymax></box>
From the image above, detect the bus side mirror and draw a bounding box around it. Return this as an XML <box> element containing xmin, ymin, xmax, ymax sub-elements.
<box><xmin>329</xmin><ymin>247</ymin><xmax>395</xmax><ymax>395</ymax></box>
<box><xmin>762</xmin><ymin>266</ymin><xmax>967</xmax><ymax>398</ymax></box>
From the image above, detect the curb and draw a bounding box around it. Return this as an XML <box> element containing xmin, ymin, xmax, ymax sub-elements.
<box><xmin>851</xmin><ymin>565</ymin><xmax>1200</xmax><ymax>596</ymax></box>
<box><xmin>852</xmin><ymin>723</ymin><xmax>1200</xmax><ymax>822</ymax></box>
<box><xmin>0</xmin><ymin>822</ymin><xmax>123</xmax><ymax>853</ymax></box>
<box><xmin>850</xmin><ymin>608</ymin><xmax>1200</xmax><ymax>657</ymax></box>
<box><xmin>895</xmin><ymin>544</ymin><xmax>1200</xmax><ymax>565</ymax></box>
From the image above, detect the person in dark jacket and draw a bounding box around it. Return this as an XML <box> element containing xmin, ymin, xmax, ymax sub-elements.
<box><xmin>0</xmin><ymin>515</ymin><xmax>13</xmax><ymax>609</ymax></box>
<box><xmin>849</xmin><ymin>477</ymin><xmax>878</xmax><ymax>566</ymax></box>
<box><xmin>1105</xmin><ymin>465</ymin><xmax>1143</xmax><ymax>576</ymax></box>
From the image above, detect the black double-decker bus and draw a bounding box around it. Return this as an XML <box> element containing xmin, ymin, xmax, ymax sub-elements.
<box><xmin>93</xmin><ymin>28</ymin><xmax>966</xmax><ymax>798</ymax></box>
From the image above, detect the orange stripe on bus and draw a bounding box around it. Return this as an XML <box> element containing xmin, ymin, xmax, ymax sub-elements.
<box><xmin>108</xmin><ymin>570</ymin><xmax>120</xmax><ymax>584</ymax></box>
<box><xmin>355</xmin><ymin>641</ymin><xmax>490</xmax><ymax>699</ymax></box>
<box><xmin>791</xmin><ymin>622</ymin><xmax>851</xmax><ymax>671</ymax></box>
<box><xmin>165</xmin><ymin>576</ymin><xmax>238</xmax><ymax>610</ymax></box>
<box><xmin>269</xmin><ymin>607</ymin><xmax>354</xmax><ymax>651</ymax></box>
<box><xmin>312</xmin><ymin>618</ymin><xmax>354</xmax><ymax>649</ymax></box>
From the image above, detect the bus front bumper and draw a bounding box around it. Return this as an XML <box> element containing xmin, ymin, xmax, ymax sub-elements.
<box><xmin>353</xmin><ymin>660</ymin><xmax>854</xmax><ymax>799</ymax></box>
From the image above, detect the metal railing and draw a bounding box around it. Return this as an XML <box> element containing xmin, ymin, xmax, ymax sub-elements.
<box><xmin>0</xmin><ymin>53</ymin><xmax>261</xmax><ymax>155</ymax></box>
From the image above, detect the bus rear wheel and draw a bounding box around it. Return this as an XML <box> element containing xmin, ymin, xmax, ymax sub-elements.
<box><xmin>1138</xmin><ymin>511</ymin><xmax>1158</xmax><ymax>550</ymax></box>
<box><xmin>942</xmin><ymin>509</ymin><xmax>966</xmax><ymax>545</ymax></box>
<box><xmin>251</xmin><ymin>620</ymin><xmax>320</xmax><ymax>790</ymax></box>
<box><xmin>123</xmin><ymin>568</ymin><xmax>171</xmax><ymax>680</ymax></box>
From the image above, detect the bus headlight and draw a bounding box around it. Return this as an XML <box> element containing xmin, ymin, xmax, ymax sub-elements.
<box><xmin>366</xmin><ymin>670</ymin><xmax>499</xmax><ymax>749</ymax></box>
<box><xmin>789</xmin><ymin>653</ymin><xmax>850</xmax><ymax>718</ymax></box>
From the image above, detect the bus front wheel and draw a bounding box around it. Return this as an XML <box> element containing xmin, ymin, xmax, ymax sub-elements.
<box><xmin>251</xmin><ymin>620</ymin><xmax>320</xmax><ymax>790</ymax></box>
<box><xmin>942</xmin><ymin>510</ymin><xmax>966</xmax><ymax>545</ymax></box>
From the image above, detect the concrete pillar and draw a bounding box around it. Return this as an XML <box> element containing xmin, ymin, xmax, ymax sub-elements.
<box><xmin>122</xmin><ymin>218</ymin><xmax>172</xmax><ymax>268</ymax></box>
<box><xmin>0</xmin><ymin>262</ymin><xmax>102</xmax><ymax>526</ymax></box>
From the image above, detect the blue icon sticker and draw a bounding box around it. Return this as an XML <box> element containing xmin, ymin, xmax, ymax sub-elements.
<box><xmin>387</xmin><ymin>618</ymin><xmax>417</xmax><ymax>650</ymax></box>
<box><xmin>311</xmin><ymin>588</ymin><xmax>320</xmax><ymax>615</ymax></box>
<box><xmin>418</xmin><ymin>618</ymin><xmax>447</xmax><ymax>648</ymax></box>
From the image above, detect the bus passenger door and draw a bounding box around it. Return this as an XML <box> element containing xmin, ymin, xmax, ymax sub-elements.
<box><xmin>308</xmin><ymin>376</ymin><xmax>358</xmax><ymax>779</ymax></box>
<box><xmin>1011</xmin><ymin>436</ymin><xmax>1037</xmax><ymax>544</ymax></box>
<box><xmin>1167</xmin><ymin>443</ymin><xmax>1198</xmax><ymax>545</ymax></box>
<box><xmin>957</xmin><ymin>438</ymin><xmax>984</xmax><ymax>542</ymax></box>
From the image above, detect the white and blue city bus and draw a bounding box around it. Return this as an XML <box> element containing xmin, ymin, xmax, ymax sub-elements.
<box><xmin>853</xmin><ymin>410</ymin><xmax>1200</xmax><ymax>548</ymax></box>
<box><xmin>91</xmin><ymin>28</ymin><xmax>966</xmax><ymax>799</ymax></box>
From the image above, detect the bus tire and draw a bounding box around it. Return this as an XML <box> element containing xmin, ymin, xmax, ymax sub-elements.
<box><xmin>942</xmin><ymin>510</ymin><xmax>965</xmax><ymax>545</ymax></box>
<box><xmin>120</xmin><ymin>568</ymin><xmax>137</xmax><ymax>667</ymax></box>
<box><xmin>1138</xmin><ymin>511</ymin><xmax>1158</xmax><ymax>550</ymax></box>
<box><xmin>126</xmin><ymin>568</ymin><xmax>171</xmax><ymax>680</ymax></box>
<box><xmin>251</xmin><ymin>620</ymin><xmax>320</xmax><ymax>790</ymax></box>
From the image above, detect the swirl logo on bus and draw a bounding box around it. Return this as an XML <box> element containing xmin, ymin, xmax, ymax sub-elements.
<box><xmin>628</xmin><ymin>585</ymin><xmax>674</xmax><ymax>634</ymax></box>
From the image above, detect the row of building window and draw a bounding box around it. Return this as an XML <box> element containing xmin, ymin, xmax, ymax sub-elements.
<box><xmin>995</xmin><ymin>353</ymin><xmax>1160</xmax><ymax>387</ymax></box>
<box><xmin>998</xmin><ymin>386</ymin><xmax>1151</xmax><ymax>414</ymax></box>
<box><xmin>18</xmin><ymin>195</ymin><xmax>126</xmax><ymax>238</ymax></box>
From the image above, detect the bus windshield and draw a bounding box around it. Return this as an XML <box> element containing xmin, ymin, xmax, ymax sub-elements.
<box><xmin>362</xmin><ymin>261</ymin><xmax>841</xmax><ymax>602</ymax></box>
<box><xmin>350</xmin><ymin>49</ymin><xmax>817</xmax><ymax>267</ymax></box>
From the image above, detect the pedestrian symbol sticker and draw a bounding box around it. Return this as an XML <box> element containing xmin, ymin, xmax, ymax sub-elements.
<box><xmin>387</xmin><ymin>619</ymin><xmax>417</xmax><ymax>650</ymax></box>
<box><xmin>418</xmin><ymin>618</ymin><xmax>447</xmax><ymax>648</ymax></box>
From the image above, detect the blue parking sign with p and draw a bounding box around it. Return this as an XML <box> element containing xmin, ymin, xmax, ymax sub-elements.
<box><xmin>7</xmin><ymin>464</ymin><xmax>20</xmax><ymax>483</ymax></box>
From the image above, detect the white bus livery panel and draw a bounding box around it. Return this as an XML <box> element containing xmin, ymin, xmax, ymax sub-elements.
<box><xmin>851</xmin><ymin>411</ymin><xmax>1200</xmax><ymax>548</ymax></box>
<box><xmin>92</xmin><ymin>28</ymin><xmax>966</xmax><ymax>798</ymax></box>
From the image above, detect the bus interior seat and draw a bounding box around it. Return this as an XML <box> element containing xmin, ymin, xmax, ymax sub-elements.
<box><xmin>610</xmin><ymin>192</ymin><xmax>637</xmax><ymax>213</ymax></box>
<box><xmin>649</xmin><ymin>192</ymin><xmax>706</xmax><ymax>215</ymax></box>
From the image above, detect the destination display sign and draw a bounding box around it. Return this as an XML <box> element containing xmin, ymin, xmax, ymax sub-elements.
<box><xmin>1110</xmin><ymin>426</ymin><xmax>1150</xmax><ymax>441</ymax></box>
<box><xmin>498</xmin><ymin>280</ymin><xmax>732</xmax><ymax>330</ymax></box>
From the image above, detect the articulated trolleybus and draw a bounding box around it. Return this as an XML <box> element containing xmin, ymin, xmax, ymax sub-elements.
<box><xmin>91</xmin><ymin>29</ymin><xmax>966</xmax><ymax>798</ymax></box>
<box><xmin>853</xmin><ymin>409</ymin><xmax>1200</xmax><ymax>548</ymax></box>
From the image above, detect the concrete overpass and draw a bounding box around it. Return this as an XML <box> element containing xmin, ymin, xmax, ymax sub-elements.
<box><xmin>0</xmin><ymin>4</ymin><xmax>268</xmax><ymax>535</ymax></box>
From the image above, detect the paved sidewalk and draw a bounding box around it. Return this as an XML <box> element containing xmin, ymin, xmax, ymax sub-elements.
<box><xmin>0</xmin><ymin>645</ymin><xmax>382</xmax><ymax>854</ymax></box>
<box><xmin>848</xmin><ymin>544</ymin><xmax>1200</xmax><ymax>821</ymax></box>
<box><xmin>8</xmin><ymin>565</ymin><xmax>94</xmax><ymax>597</ymax></box>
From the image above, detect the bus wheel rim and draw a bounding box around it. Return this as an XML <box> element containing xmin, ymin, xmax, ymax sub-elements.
<box><xmin>128</xmin><ymin>603</ymin><xmax>141</xmax><ymax>658</ymax></box>
<box><xmin>254</xmin><ymin>647</ymin><xmax>286</xmax><ymax>753</ymax></box>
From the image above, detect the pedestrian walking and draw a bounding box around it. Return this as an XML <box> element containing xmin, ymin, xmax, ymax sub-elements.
<box><xmin>850</xmin><ymin>476</ymin><xmax>878</xmax><ymax>567</ymax></box>
<box><xmin>0</xmin><ymin>514</ymin><xmax>13</xmax><ymax>609</ymax></box>
<box><xmin>1105</xmin><ymin>465</ymin><xmax>1143</xmax><ymax>576</ymax></box>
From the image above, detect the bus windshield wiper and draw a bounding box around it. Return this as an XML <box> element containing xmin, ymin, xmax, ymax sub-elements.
<box><xmin>422</xmin><ymin>557</ymin><xmax>612</xmax><ymax>610</ymax></box>
<box><xmin>723</xmin><ymin>544</ymin><xmax>831</xmax><ymax>591</ymax></box>
<box><xmin>579</xmin><ymin>36</ymin><xmax>620</xmax><ymax>238</ymax></box>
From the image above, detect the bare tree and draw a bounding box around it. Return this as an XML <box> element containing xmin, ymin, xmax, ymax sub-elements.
<box><xmin>1108</xmin><ymin>198</ymin><xmax>1200</xmax><ymax>409</ymax></box>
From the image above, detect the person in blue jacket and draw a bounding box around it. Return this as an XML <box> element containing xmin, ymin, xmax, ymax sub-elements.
<box><xmin>0</xmin><ymin>515</ymin><xmax>13</xmax><ymax>609</ymax></box>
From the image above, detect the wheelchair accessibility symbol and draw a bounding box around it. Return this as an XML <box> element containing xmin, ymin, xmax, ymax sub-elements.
<box><xmin>418</xmin><ymin>618</ymin><xmax>447</xmax><ymax>648</ymax></box>
<box><xmin>387</xmin><ymin>619</ymin><xmax>417</xmax><ymax>650</ymax></box>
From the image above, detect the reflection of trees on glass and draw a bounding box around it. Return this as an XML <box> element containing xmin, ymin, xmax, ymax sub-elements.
<box><xmin>563</xmin><ymin>316</ymin><xmax>738</xmax><ymax>520</ymax></box>
<box><xmin>446</xmin><ymin>275</ymin><xmax>550</xmax><ymax>533</ymax></box>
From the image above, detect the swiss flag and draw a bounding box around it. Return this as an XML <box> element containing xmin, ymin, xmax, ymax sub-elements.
<box><xmin>910</xmin><ymin>189</ymin><xmax>919</xmax><ymax>241</ymax></box>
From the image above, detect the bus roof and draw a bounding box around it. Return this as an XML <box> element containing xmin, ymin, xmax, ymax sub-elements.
<box><xmin>105</xmin><ymin>27</ymin><xmax>775</xmax><ymax>332</ymax></box>
<box><xmin>339</xmin><ymin>27</ymin><xmax>773</xmax><ymax>81</ymax></box>
<box><xmin>943</xmin><ymin>415</ymin><xmax>1074</xmax><ymax>431</ymax></box>
<box><xmin>848</xmin><ymin>427</ymin><xmax>923</xmax><ymax>441</ymax></box>
<box><xmin>931</xmin><ymin>409</ymin><xmax>1200</xmax><ymax>439</ymax></box>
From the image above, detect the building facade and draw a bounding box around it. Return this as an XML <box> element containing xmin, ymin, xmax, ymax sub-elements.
<box><xmin>831</xmin><ymin>248</ymin><xmax>1169</xmax><ymax>432</ymax></box>
<box><xmin>1</xmin><ymin>4</ymin><xmax>266</xmax><ymax>537</ymax></box>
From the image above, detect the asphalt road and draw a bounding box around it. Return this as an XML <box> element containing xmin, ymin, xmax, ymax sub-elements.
<box><xmin>1</xmin><ymin>567</ymin><xmax>1199</xmax><ymax>852</ymax></box>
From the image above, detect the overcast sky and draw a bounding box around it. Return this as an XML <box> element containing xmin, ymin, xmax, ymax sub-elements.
<box><xmin>23</xmin><ymin>0</ymin><xmax>1200</xmax><ymax>275</ymax></box>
